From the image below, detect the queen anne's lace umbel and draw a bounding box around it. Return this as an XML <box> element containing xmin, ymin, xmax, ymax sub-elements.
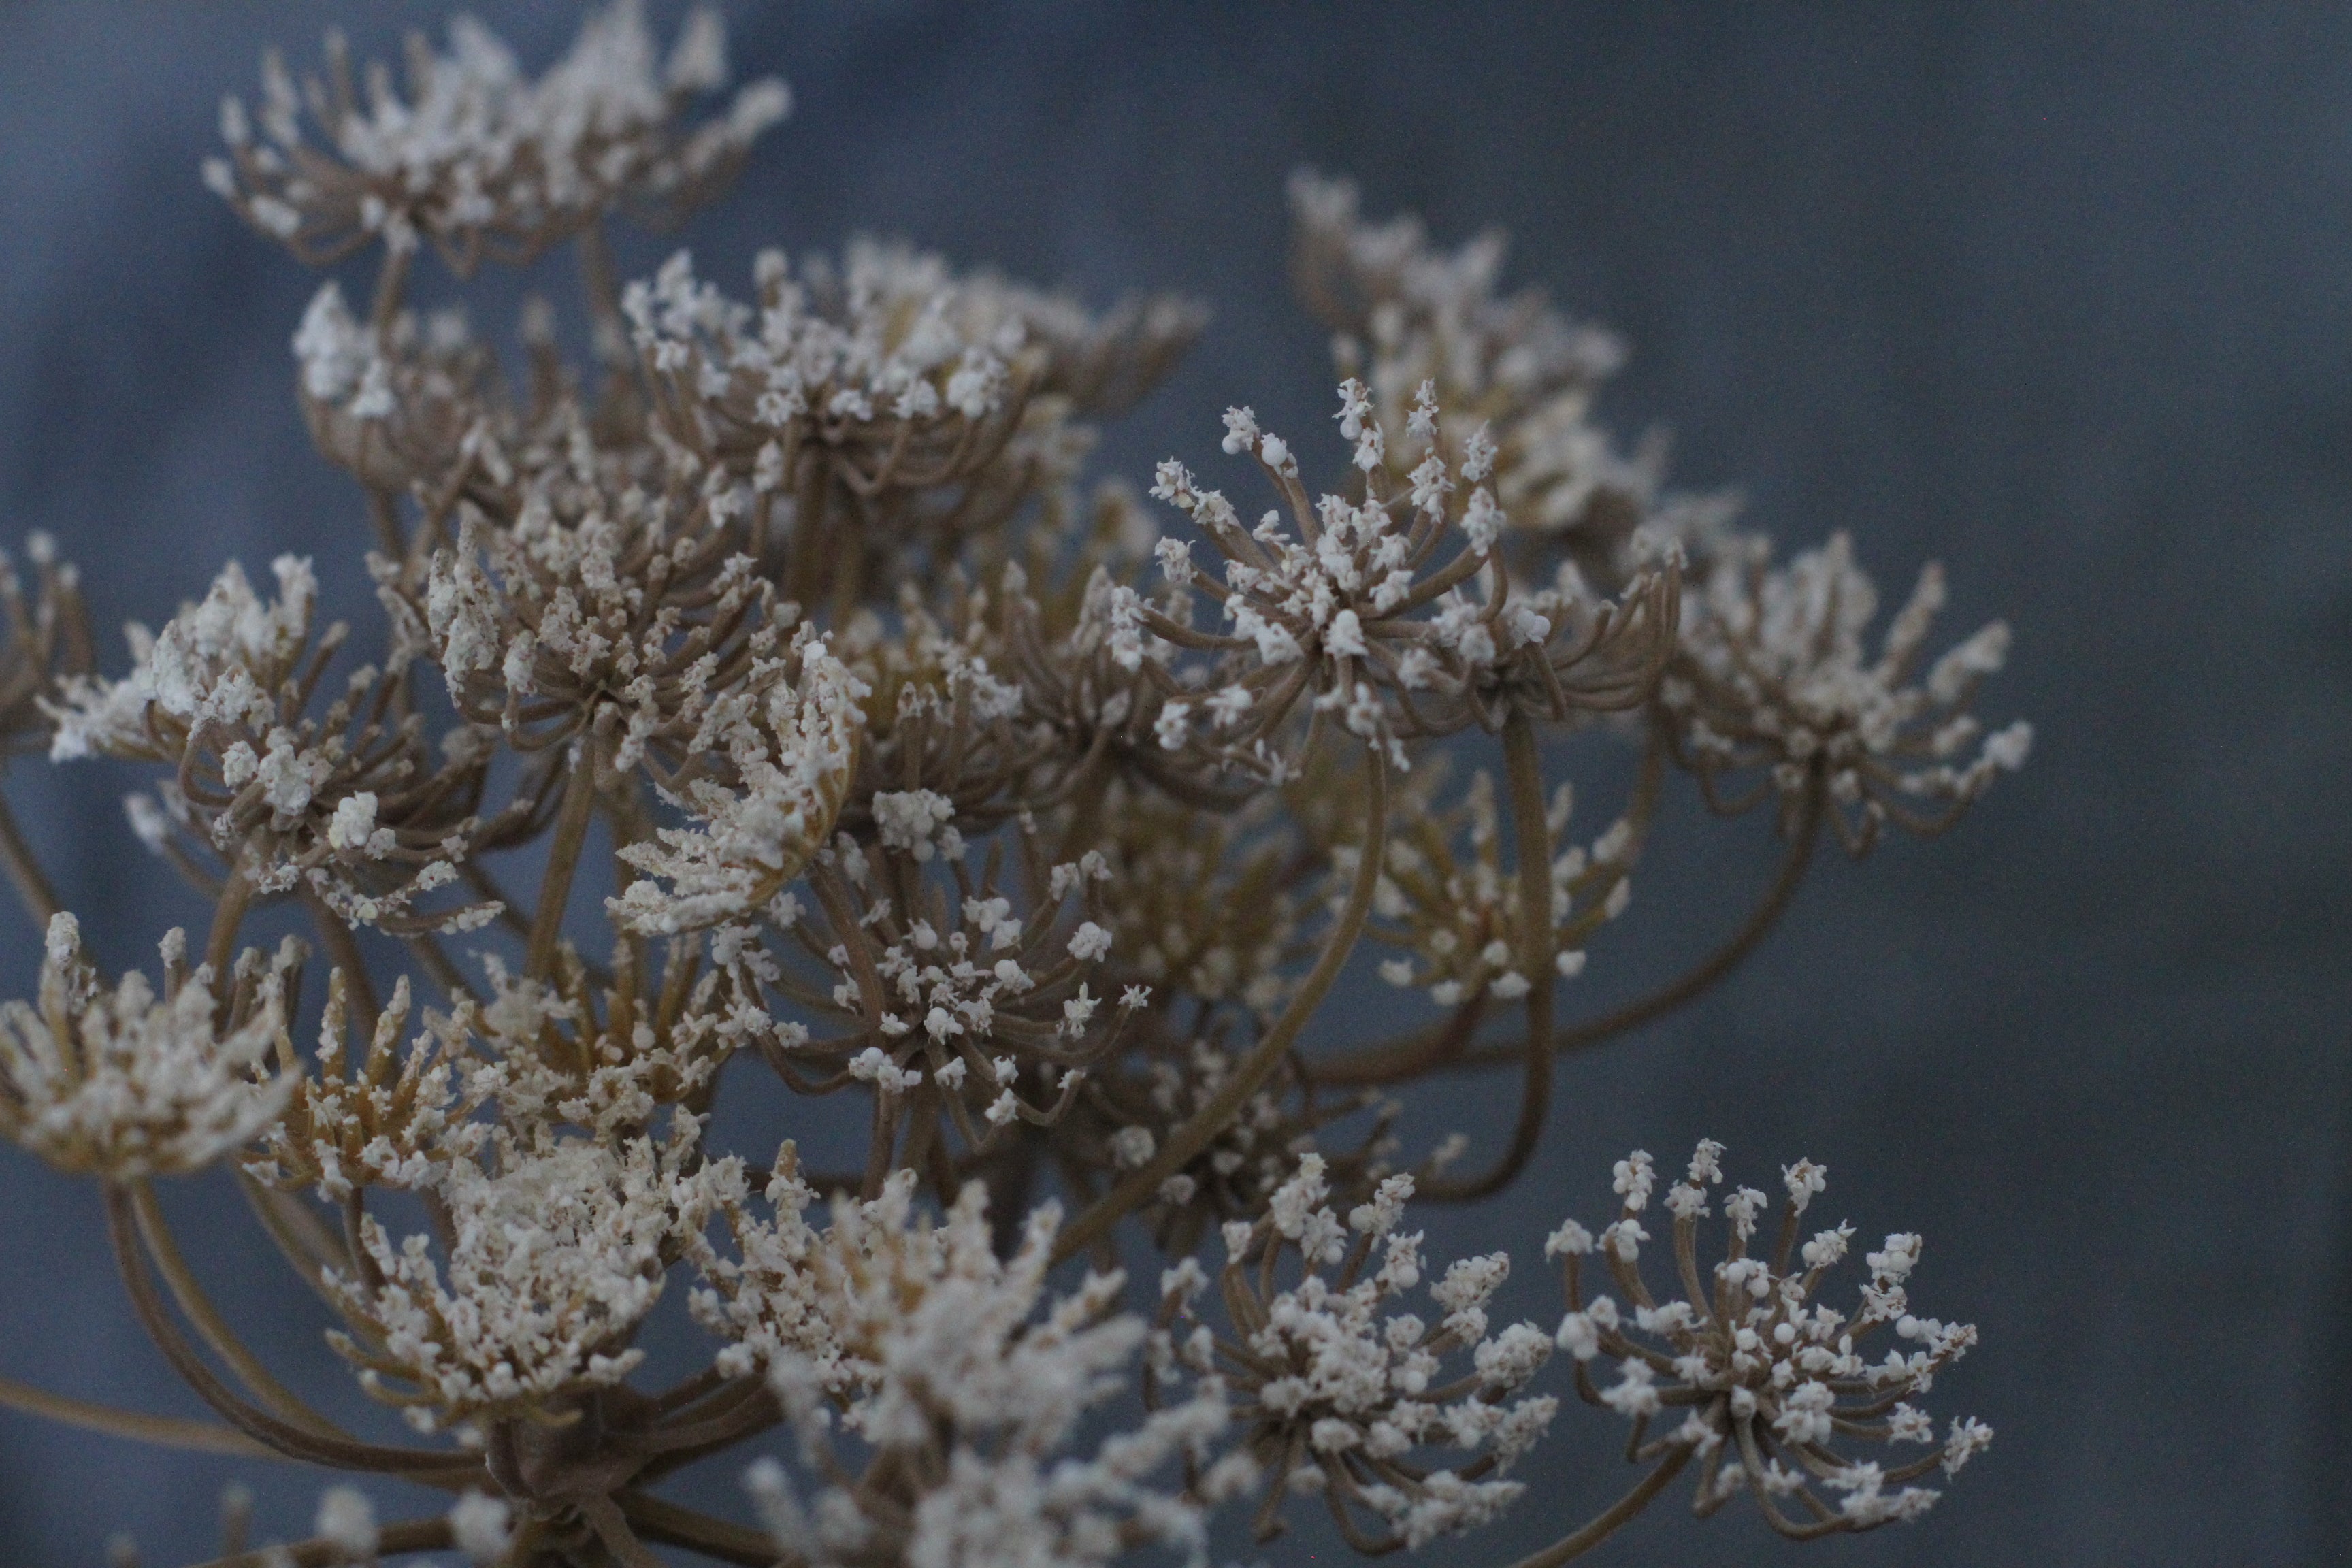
<box><xmin>0</xmin><ymin>7</ymin><xmax>2023</xmax><ymax>1562</ymax></box>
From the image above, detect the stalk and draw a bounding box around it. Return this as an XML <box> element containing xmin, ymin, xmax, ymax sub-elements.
<box><xmin>1054</xmin><ymin>746</ymin><xmax>1388</xmax><ymax>1264</ymax></box>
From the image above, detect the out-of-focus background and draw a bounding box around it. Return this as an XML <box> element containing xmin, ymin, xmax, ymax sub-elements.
<box><xmin>0</xmin><ymin>3</ymin><xmax>2345</xmax><ymax>1563</ymax></box>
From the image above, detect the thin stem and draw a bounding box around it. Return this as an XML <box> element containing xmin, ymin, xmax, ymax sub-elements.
<box><xmin>105</xmin><ymin>1186</ymin><xmax>479</xmax><ymax>1477</ymax></box>
<box><xmin>301</xmin><ymin>885</ymin><xmax>380</xmax><ymax>1034</ymax></box>
<box><xmin>189</xmin><ymin>1520</ymin><xmax>452</xmax><ymax>1568</ymax></box>
<box><xmin>205</xmin><ymin>864</ymin><xmax>255</xmax><ymax>985</ymax></box>
<box><xmin>369</xmin><ymin>242</ymin><xmax>413</xmax><ymax>333</ymax></box>
<box><xmin>619</xmin><ymin>1490</ymin><xmax>796</xmax><ymax>1567</ymax></box>
<box><xmin>1452</xmin><ymin>785</ymin><xmax>1825</xmax><ymax>1074</ymax></box>
<box><xmin>0</xmin><ymin>790</ymin><xmax>59</xmax><ymax>926</ymax></box>
<box><xmin>1499</xmin><ymin>1446</ymin><xmax>1690</xmax><ymax>1568</ymax></box>
<box><xmin>578</xmin><ymin>1493</ymin><xmax>668</xmax><ymax>1568</ymax></box>
<box><xmin>236</xmin><ymin>1170</ymin><xmax>350</xmax><ymax>1308</ymax></box>
<box><xmin>527</xmin><ymin>744</ymin><xmax>600</xmax><ymax>980</ymax></box>
<box><xmin>0</xmin><ymin>1373</ymin><xmax>272</xmax><ymax>1458</ymax></box>
<box><xmin>1422</xmin><ymin>713</ymin><xmax>1553</xmax><ymax>1200</ymax></box>
<box><xmin>129</xmin><ymin>1182</ymin><xmax>342</xmax><ymax>1439</ymax></box>
<box><xmin>1054</xmin><ymin>746</ymin><xmax>1388</xmax><ymax>1264</ymax></box>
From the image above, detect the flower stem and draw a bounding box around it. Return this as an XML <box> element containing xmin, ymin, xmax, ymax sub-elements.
<box><xmin>1452</xmin><ymin>783</ymin><xmax>1824</xmax><ymax>1073</ymax></box>
<box><xmin>0</xmin><ymin>790</ymin><xmax>59</xmax><ymax>928</ymax></box>
<box><xmin>1501</xmin><ymin>1446</ymin><xmax>1690</xmax><ymax>1568</ymax></box>
<box><xmin>0</xmin><ymin>1373</ymin><xmax>270</xmax><ymax>1458</ymax></box>
<box><xmin>1422</xmin><ymin>712</ymin><xmax>1554</xmax><ymax>1200</ymax></box>
<box><xmin>527</xmin><ymin>742</ymin><xmax>600</xmax><ymax>980</ymax></box>
<box><xmin>1053</xmin><ymin>745</ymin><xmax>1388</xmax><ymax>1264</ymax></box>
<box><xmin>129</xmin><ymin>1181</ymin><xmax>342</xmax><ymax>1440</ymax></box>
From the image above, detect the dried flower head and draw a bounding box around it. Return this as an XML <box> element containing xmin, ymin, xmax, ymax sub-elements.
<box><xmin>1367</xmin><ymin>762</ymin><xmax>1635</xmax><ymax>1009</ymax></box>
<box><xmin>0</xmin><ymin>533</ymin><xmax>94</xmax><ymax>764</ymax></box>
<box><xmin>326</xmin><ymin>1114</ymin><xmax>740</xmax><ymax>1431</ymax></box>
<box><xmin>1662</xmin><ymin>534</ymin><xmax>2032</xmax><ymax>853</ymax></box>
<box><xmin>204</xmin><ymin>3</ymin><xmax>787</xmax><ymax>276</ymax></box>
<box><xmin>1161</xmin><ymin>1156</ymin><xmax>1556</xmax><ymax>1551</ymax></box>
<box><xmin>51</xmin><ymin>555</ymin><xmax>503</xmax><ymax>933</ymax></box>
<box><xmin>1551</xmin><ymin>1141</ymin><xmax>1990</xmax><ymax>1538</ymax></box>
<box><xmin>1288</xmin><ymin>170</ymin><xmax>1741</xmax><ymax>598</ymax></box>
<box><xmin>745</xmin><ymin>1175</ymin><xmax>1245</xmax><ymax>1568</ymax></box>
<box><xmin>0</xmin><ymin>915</ymin><xmax>293</xmax><ymax>1179</ymax></box>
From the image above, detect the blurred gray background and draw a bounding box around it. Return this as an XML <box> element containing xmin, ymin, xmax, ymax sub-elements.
<box><xmin>0</xmin><ymin>2</ymin><xmax>2346</xmax><ymax>1564</ymax></box>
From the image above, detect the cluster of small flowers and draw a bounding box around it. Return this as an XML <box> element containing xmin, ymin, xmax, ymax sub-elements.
<box><xmin>738</xmin><ymin>1174</ymin><xmax>1249</xmax><ymax>1568</ymax></box>
<box><xmin>0</xmin><ymin>5</ymin><xmax>2027</xmax><ymax>1562</ymax></box>
<box><xmin>1159</xmin><ymin>1155</ymin><xmax>1557</xmax><ymax>1552</ymax></box>
<box><xmin>1662</xmin><ymin>533</ymin><xmax>2034</xmax><ymax>852</ymax></box>
<box><xmin>203</xmin><ymin>1</ymin><xmax>787</xmax><ymax>274</ymax></box>
<box><xmin>1368</xmin><ymin>764</ymin><xmax>1634</xmax><ymax>1007</ymax></box>
<box><xmin>1550</xmin><ymin>1142</ymin><xmax>1991</xmax><ymax>1539</ymax></box>
<box><xmin>0</xmin><ymin>915</ymin><xmax>292</xmax><ymax>1180</ymax></box>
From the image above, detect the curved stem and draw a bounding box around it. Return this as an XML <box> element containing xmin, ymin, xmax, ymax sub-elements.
<box><xmin>129</xmin><ymin>1182</ymin><xmax>342</xmax><ymax>1439</ymax></box>
<box><xmin>578</xmin><ymin>1492</ymin><xmax>667</xmax><ymax>1568</ymax></box>
<box><xmin>369</xmin><ymin>244</ymin><xmax>414</xmax><ymax>333</ymax></box>
<box><xmin>237</xmin><ymin>1172</ymin><xmax>351</xmax><ymax>1316</ymax></box>
<box><xmin>1053</xmin><ymin>746</ymin><xmax>1388</xmax><ymax>1264</ymax></box>
<box><xmin>190</xmin><ymin>1520</ymin><xmax>452</xmax><ymax>1568</ymax></box>
<box><xmin>1298</xmin><ymin>998</ymin><xmax>1485</xmax><ymax>1088</ymax></box>
<box><xmin>0</xmin><ymin>790</ymin><xmax>59</xmax><ymax>927</ymax></box>
<box><xmin>1422</xmin><ymin>713</ymin><xmax>1553</xmax><ymax>1201</ymax></box>
<box><xmin>105</xmin><ymin>1186</ymin><xmax>479</xmax><ymax>1477</ymax></box>
<box><xmin>1452</xmin><ymin>785</ymin><xmax>1823</xmax><ymax>1074</ymax></box>
<box><xmin>1501</xmin><ymin>1446</ymin><xmax>1690</xmax><ymax>1568</ymax></box>
<box><xmin>0</xmin><ymin>1373</ymin><xmax>272</xmax><ymax>1458</ymax></box>
<box><xmin>527</xmin><ymin>745</ymin><xmax>600</xmax><ymax>980</ymax></box>
<box><xmin>619</xmin><ymin>1490</ymin><xmax>796</xmax><ymax>1567</ymax></box>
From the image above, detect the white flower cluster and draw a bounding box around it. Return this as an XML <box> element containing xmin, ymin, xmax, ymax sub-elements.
<box><xmin>0</xmin><ymin>916</ymin><xmax>293</xmax><ymax>1181</ymax></box>
<box><xmin>740</xmin><ymin>1174</ymin><xmax>1243</xmax><ymax>1568</ymax></box>
<box><xmin>1287</xmin><ymin>170</ymin><xmax>1739</xmax><ymax>594</ymax></box>
<box><xmin>325</xmin><ymin>1118</ymin><xmax>740</xmax><ymax>1431</ymax></box>
<box><xmin>610</xmin><ymin>629</ymin><xmax>866</xmax><ymax>935</ymax></box>
<box><xmin>1551</xmin><ymin>1141</ymin><xmax>1989</xmax><ymax>1539</ymax></box>
<box><xmin>204</xmin><ymin>1</ymin><xmax>788</xmax><ymax>271</ymax></box>
<box><xmin>1369</xmin><ymin>765</ymin><xmax>1633</xmax><ymax>1006</ymax></box>
<box><xmin>1664</xmin><ymin>533</ymin><xmax>2031</xmax><ymax>851</ymax></box>
<box><xmin>247</xmin><ymin>973</ymin><xmax>487</xmax><ymax>1200</ymax></box>
<box><xmin>1163</xmin><ymin>1155</ymin><xmax>1556</xmax><ymax>1552</ymax></box>
<box><xmin>1145</xmin><ymin>380</ymin><xmax>1673</xmax><ymax>769</ymax></box>
<box><xmin>48</xmin><ymin>555</ymin><xmax>316</xmax><ymax>766</ymax></box>
<box><xmin>50</xmin><ymin>553</ymin><xmax>495</xmax><ymax>933</ymax></box>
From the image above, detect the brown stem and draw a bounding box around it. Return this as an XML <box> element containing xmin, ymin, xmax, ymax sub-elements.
<box><xmin>577</xmin><ymin>220</ymin><xmax>627</xmax><ymax>358</ymax></box>
<box><xmin>619</xmin><ymin>1490</ymin><xmax>798</xmax><ymax>1567</ymax></box>
<box><xmin>0</xmin><ymin>1373</ymin><xmax>272</xmax><ymax>1457</ymax></box>
<box><xmin>300</xmin><ymin>885</ymin><xmax>380</xmax><ymax>1034</ymax></box>
<box><xmin>104</xmin><ymin>1186</ymin><xmax>480</xmax><ymax>1477</ymax></box>
<box><xmin>527</xmin><ymin>744</ymin><xmax>600</xmax><ymax>980</ymax></box>
<box><xmin>129</xmin><ymin>1182</ymin><xmax>342</xmax><ymax>1439</ymax></box>
<box><xmin>205</xmin><ymin>864</ymin><xmax>256</xmax><ymax>985</ymax></box>
<box><xmin>237</xmin><ymin>1169</ymin><xmax>351</xmax><ymax>1308</ymax></box>
<box><xmin>0</xmin><ymin>790</ymin><xmax>59</xmax><ymax>926</ymax></box>
<box><xmin>189</xmin><ymin>1520</ymin><xmax>452</xmax><ymax>1568</ymax></box>
<box><xmin>578</xmin><ymin>1493</ymin><xmax>667</xmax><ymax>1568</ymax></box>
<box><xmin>1452</xmin><ymin>784</ymin><xmax>1824</xmax><ymax>1074</ymax></box>
<box><xmin>1500</xmin><ymin>1446</ymin><xmax>1690</xmax><ymax>1568</ymax></box>
<box><xmin>1053</xmin><ymin>747</ymin><xmax>1388</xmax><ymax>1264</ymax></box>
<box><xmin>1422</xmin><ymin>713</ymin><xmax>1553</xmax><ymax>1201</ymax></box>
<box><xmin>369</xmin><ymin>242</ymin><xmax>413</xmax><ymax>333</ymax></box>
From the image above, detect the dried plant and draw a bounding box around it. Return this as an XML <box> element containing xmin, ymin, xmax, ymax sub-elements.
<box><xmin>0</xmin><ymin>8</ymin><xmax>2031</xmax><ymax>1567</ymax></box>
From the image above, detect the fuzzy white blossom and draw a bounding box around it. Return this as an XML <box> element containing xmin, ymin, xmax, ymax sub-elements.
<box><xmin>0</xmin><ymin>915</ymin><xmax>292</xmax><ymax>1180</ymax></box>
